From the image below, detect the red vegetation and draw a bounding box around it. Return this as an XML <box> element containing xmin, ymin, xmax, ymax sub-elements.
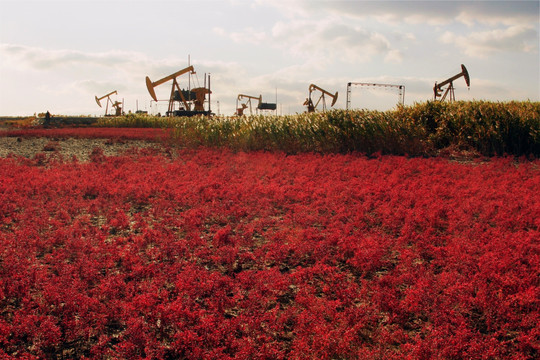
<box><xmin>0</xmin><ymin>148</ymin><xmax>538</xmax><ymax>359</ymax></box>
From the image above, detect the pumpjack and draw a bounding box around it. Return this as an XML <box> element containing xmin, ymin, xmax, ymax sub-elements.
<box><xmin>145</xmin><ymin>65</ymin><xmax>211</xmax><ymax>116</ymax></box>
<box><xmin>95</xmin><ymin>90</ymin><xmax>123</xmax><ymax>116</ymax></box>
<box><xmin>235</xmin><ymin>94</ymin><xmax>277</xmax><ymax>115</ymax></box>
<box><xmin>303</xmin><ymin>84</ymin><xmax>338</xmax><ymax>112</ymax></box>
<box><xmin>433</xmin><ymin>64</ymin><xmax>470</xmax><ymax>101</ymax></box>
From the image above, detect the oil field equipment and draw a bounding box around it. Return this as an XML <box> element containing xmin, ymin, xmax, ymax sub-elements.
<box><xmin>303</xmin><ymin>84</ymin><xmax>338</xmax><ymax>113</ymax></box>
<box><xmin>95</xmin><ymin>90</ymin><xmax>123</xmax><ymax>116</ymax></box>
<box><xmin>236</xmin><ymin>94</ymin><xmax>277</xmax><ymax>115</ymax></box>
<box><xmin>346</xmin><ymin>82</ymin><xmax>405</xmax><ymax>110</ymax></box>
<box><xmin>236</xmin><ymin>94</ymin><xmax>261</xmax><ymax>116</ymax></box>
<box><xmin>433</xmin><ymin>64</ymin><xmax>470</xmax><ymax>101</ymax></box>
<box><xmin>145</xmin><ymin>65</ymin><xmax>212</xmax><ymax>117</ymax></box>
<box><xmin>258</xmin><ymin>101</ymin><xmax>277</xmax><ymax>112</ymax></box>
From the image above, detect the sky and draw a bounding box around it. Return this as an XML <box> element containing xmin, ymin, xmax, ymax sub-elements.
<box><xmin>0</xmin><ymin>0</ymin><xmax>538</xmax><ymax>116</ymax></box>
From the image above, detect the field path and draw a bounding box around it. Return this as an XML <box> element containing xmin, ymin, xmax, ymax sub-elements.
<box><xmin>0</xmin><ymin>134</ymin><xmax>166</xmax><ymax>161</ymax></box>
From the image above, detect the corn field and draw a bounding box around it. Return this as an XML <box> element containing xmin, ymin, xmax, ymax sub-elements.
<box><xmin>97</xmin><ymin>101</ymin><xmax>540</xmax><ymax>157</ymax></box>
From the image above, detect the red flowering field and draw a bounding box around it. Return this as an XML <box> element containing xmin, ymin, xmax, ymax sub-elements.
<box><xmin>0</xmin><ymin>144</ymin><xmax>538</xmax><ymax>359</ymax></box>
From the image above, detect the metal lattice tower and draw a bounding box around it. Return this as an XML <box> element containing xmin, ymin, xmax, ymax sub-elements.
<box><xmin>346</xmin><ymin>82</ymin><xmax>405</xmax><ymax>110</ymax></box>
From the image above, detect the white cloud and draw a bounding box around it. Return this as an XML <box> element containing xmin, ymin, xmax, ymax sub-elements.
<box><xmin>0</xmin><ymin>44</ymin><xmax>147</xmax><ymax>70</ymax></box>
<box><xmin>0</xmin><ymin>43</ymin><xmax>243</xmax><ymax>88</ymax></box>
<box><xmin>384</xmin><ymin>49</ymin><xmax>403</xmax><ymax>64</ymax></box>
<box><xmin>213</xmin><ymin>27</ymin><xmax>267</xmax><ymax>44</ymax></box>
<box><xmin>276</xmin><ymin>20</ymin><xmax>399</xmax><ymax>62</ymax></box>
<box><xmin>255</xmin><ymin>0</ymin><xmax>539</xmax><ymax>28</ymax></box>
<box><xmin>454</xmin><ymin>2</ymin><xmax>539</xmax><ymax>27</ymax></box>
<box><xmin>214</xmin><ymin>18</ymin><xmax>400</xmax><ymax>64</ymax></box>
<box><xmin>253</xmin><ymin>0</ymin><xmax>309</xmax><ymax>17</ymax></box>
<box><xmin>440</xmin><ymin>25</ymin><xmax>538</xmax><ymax>57</ymax></box>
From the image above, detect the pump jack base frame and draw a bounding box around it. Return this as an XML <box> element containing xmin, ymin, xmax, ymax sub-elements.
<box><xmin>167</xmin><ymin>110</ymin><xmax>212</xmax><ymax>117</ymax></box>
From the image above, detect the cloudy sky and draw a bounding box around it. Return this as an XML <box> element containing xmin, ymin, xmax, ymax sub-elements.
<box><xmin>0</xmin><ymin>0</ymin><xmax>538</xmax><ymax>116</ymax></box>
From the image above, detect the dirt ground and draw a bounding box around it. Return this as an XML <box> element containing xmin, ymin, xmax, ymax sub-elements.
<box><xmin>0</xmin><ymin>136</ymin><xmax>164</xmax><ymax>162</ymax></box>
